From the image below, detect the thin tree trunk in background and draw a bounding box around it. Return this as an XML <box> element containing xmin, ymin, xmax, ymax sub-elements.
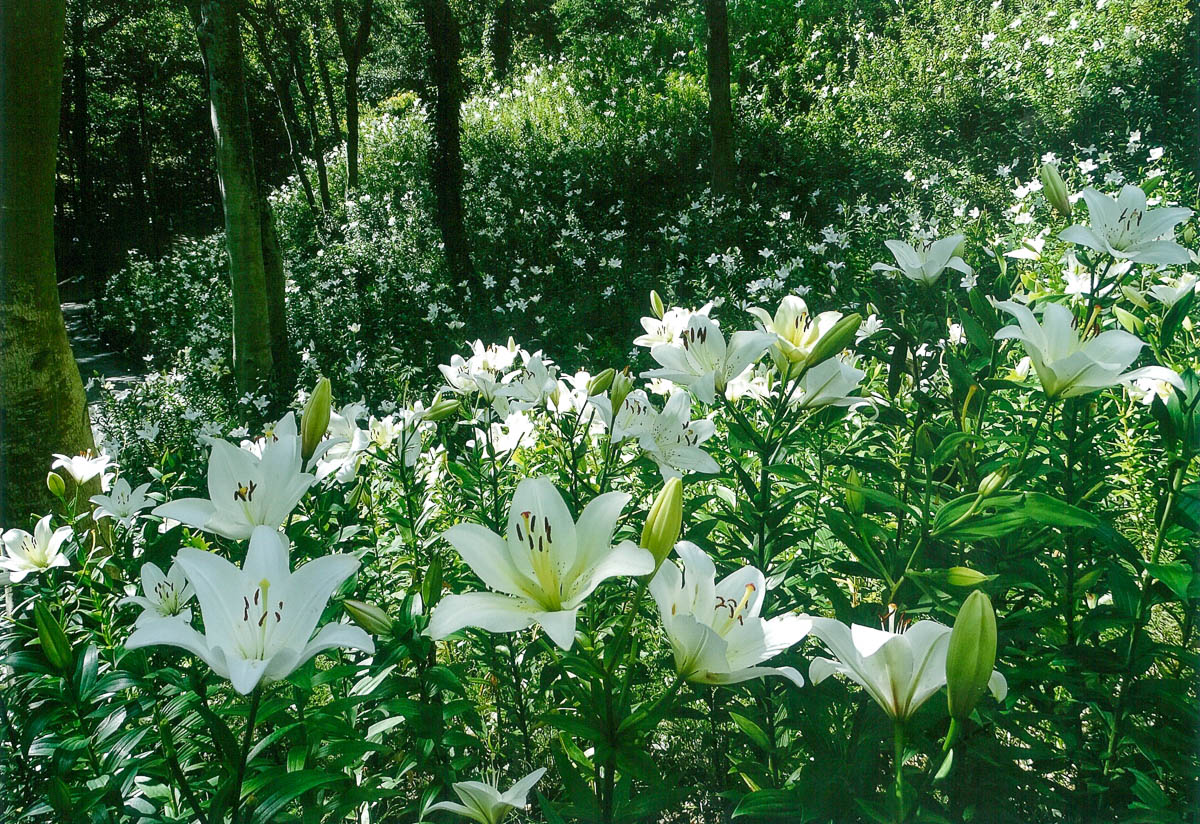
<box><xmin>291</xmin><ymin>42</ymin><xmax>333</xmax><ymax>212</ymax></box>
<box><xmin>704</xmin><ymin>0</ymin><xmax>735</xmax><ymax>196</ymax></box>
<box><xmin>70</xmin><ymin>0</ymin><xmax>96</xmax><ymax>291</ymax></box>
<box><xmin>423</xmin><ymin>0</ymin><xmax>479</xmax><ymax>308</ymax></box>
<box><xmin>257</xmin><ymin>192</ymin><xmax>292</xmax><ymax>388</ymax></box>
<box><xmin>189</xmin><ymin>0</ymin><xmax>276</xmax><ymax>393</ymax></box>
<box><xmin>332</xmin><ymin>0</ymin><xmax>372</xmax><ymax>191</ymax></box>
<box><xmin>1</xmin><ymin>0</ymin><xmax>98</xmax><ymax>526</ymax></box>
<box><xmin>311</xmin><ymin>14</ymin><xmax>343</xmax><ymax>145</ymax></box>
<box><xmin>488</xmin><ymin>0</ymin><xmax>513</xmax><ymax>81</ymax></box>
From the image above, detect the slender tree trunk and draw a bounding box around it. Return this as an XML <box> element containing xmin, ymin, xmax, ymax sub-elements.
<box><xmin>311</xmin><ymin>14</ymin><xmax>343</xmax><ymax>145</ymax></box>
<box><xmin>423</xmin><ymin>0</ymin><xmax>479</xmax><ymax>307</ymax></box>
<box><xmin>69</xmin><ymin>0</ymin><xmax>96</xmax><ymax>292</ymax></box>
<box><xmin>344</xmin><ymin>64</ymin><xmax>360</xmax><ymax>189</ymax></box>
<box><xmin>1</xmin><ymin>0</ymin><xmax>98</xmax><ymax>526</ymax></box>
<box><xmin>704</xmin><ymin>0</ymin><xmax>735</xmax><ymax>195</ymax></box>
<box><xmin>332</xmin><ymin>0</ymin><xmax>372</xmax><ymax>192</ymax></box>
<box><xmin>291</xmin><ymin>45</ymin><xmax>333</xmax><ymax>212</ymax></box>
<box><xmin>257</xmin><ymin>193</ymin><xmax>291</xmax><ymax>389</ymax></box>
<box><xmin>190</xmin><ymin>0</ymin><xmax>275</xmax><ymax>393</ymax></box>
<box><xmin>488</xmin><ymin>0</ymin><xmax>513</xmax><ymax>81</ymax></box>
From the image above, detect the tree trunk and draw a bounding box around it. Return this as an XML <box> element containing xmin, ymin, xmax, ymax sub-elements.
<box><xmin>257</xmin><ymin>192</ymin><xmax>292</xmax><ymax>389</ymax></box>
<box><xmin>311</xmin><ymin>14</ymin><xmax>343</xmax><ymax>145</ymax></box>
<box><xmin>704</xmin><ymin>0</ymin><xmax>735</xmax><ymax>196</ymax></box>
<box><xmin>69</xmin><ymin>0</ymin><xmax>95</xmax><ymax>292</ymax></box>
<box><xmin>488</xmin><ymin>0</ymin><xmax>513</xmax><ymax>81</ymax></box>
<box><xmin>344</xmin><ymin>64</ymin><xmax>360</xmax><ymax>189</ymax></box>
<box><xmin>190</xmin><ymin>0</ymin><xmax>275</xmax><ymax>393</ymax></box>
<box><xmin>1</xmin><ymin>0</ymin><xmax>98</xmax><ymax>526</ymax></box>
<box><xmin>423</xmin><ymin>0</ymin><xmax>479</xmax><ymax>306</ymax></box>
<box><xmin>332</xmin><ymin>0</ymin><xmax>372</xmax><ymax>192</ymax></box>
<box><xmin>290</xmin><ymin>44</ymin><xmax>333</xmax><ymax>212</ymax></box>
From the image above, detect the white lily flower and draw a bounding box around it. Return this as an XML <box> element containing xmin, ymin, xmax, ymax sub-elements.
<box><xmin>1</xmin><ymin>515</ymin><xmax>71</xmax><ymax>583</ymax></box>
<box><xmin>789</xmin><ymin>357</ymin><xmax>868</xmax><ymax>409</ymax></box>
<box><xmin>153</xmin><ymin>413</ymin><xmax>315</xmax><ymax>541</ymax></box>
<box><xmin>121</xmin><ymin>561</ymin><xmax>195</xmax><ymax>626</ymax></box>
<box><xmin>52</xmin><ymin>450</ymin><xmax>112</xmax><ymax>485</ymax></box>
<box><xmin>993</xmin><ymin>300</ymin><xmax>1184</xmax><ymax>398</ymax></box>
<box><xmin>748</xmin><ymin>295</ymin><xmax>843</xmax><ymax>370</ymax></box>
<box><xmin>502</xmin><ymin>352</ymin><xmax>560</xmax><ymax>409</ymax></box>
<box><xmin>1147</xmin><ymin>273</ymin><xmax>1198</xmax><ymax>307</ymax></box>
<box><xmin>427</xmin><ymin>477</ymin><xmax>654</xmax><ymax>650</ymax></box>
<box><xmin>644</xmin><ymin>314</ymin><xmax>776</xmax><ymax>404</ymax></box>
<box><xmin>1059</xmin><ymin>185</ymin><xmax>1192</xmax><ymax>264</ymax></box>
<box><xmin>439</xmin><ymin>339</ymin><xmax>526</xmax><ymax>403</ymax></box>
<box><xmin>427</xmin><ymin>768</ymin><xmax>547</xmax><ymax>824</ymax></box>
<box><xmin>872</xmin><ymin>234</ymin><xmax>973</xmax><ymax>285</ymax></box>
<box><xmin>807</xmin><ymin>616</ymin><xmax>1007</xmax><ymax>720</ymax></box>
<box><xmin>126</xmin><ymin>526</ymin><xmax>374</xmax><ymax>694</ymax></box>
<box><xmin>650</xmin><ymin>542</ymin><xmax>811</xmax><ymax>687</ymax></box>
<box><xmin>90</xmin><ymin>477</ymin><xmax>154</xmax><ymax>527</ymax></box>
<box><xmin>633</xmin><ymin>303</ymin><xmax>711</xmax><ymax>348</ymax></box>
<box><xmin>476</xmin><ymin>411</ymin><xmax>535</xmax><ymax>454</ymax></box>
<box><xmin>589</xmin><ymin>389</ymin><xmax>654</xmax><ymax>441</ymax></box>
<box><xmin>636</xmin><ymin>392</ymin><xmax>719</xmax><ymax>481</ymax></box>
<box><xmin>315</xmin><ymin>403</ymin><xmax>371</xmax><ymax>483</ymax></box>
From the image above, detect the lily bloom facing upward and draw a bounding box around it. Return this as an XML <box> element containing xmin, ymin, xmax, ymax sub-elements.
<box><xmin>153</xmin><ymin>413</ymin><xmax>315</xmax><ymax>540</ymax></box>
<box><xmin>993</xmin><ymin>300</ymin><xmax>1183</xmax><ymax>398</ymax></box>
<box><xmin>1060</xmin><ymin>185</ymin><xmax>1192</xmax><ymax>265</ymax></box>
<box><xmin>427</xmin><ymin>477</ymin><xmax>654</xmax><ymax>650</ymax></box>
<box><xmin>91</xmin><ymin>477</ymin><xmax>154</xmax><ymax>528</ymax></box>
<box><xmin>790</xmin><ymin>357</ymin><xmax>867</xmax><ymax>409</ymax></box>
<box><xmin>749</xmin><ymin>295</ymin><xmax>843</xmax><ymax>371</ymax></box>
<box><xmin>427</xmin><ymin>768</ymin><xmax>547</xmax><ymax>824</ymax></box>
<box><xmin>126</xmin><ymin>526</ymin><xmax>374</xmax><ymax>694</ymax></box>
<box><xmin>807</xmin><ymin>615</ymin><xmax>1006</xmax><ymax>720</ymax></box>
<box><xmin>644</xmin><ymin>313</ymin><xmax>776</xmax><ymax>405</ymax></box>
<box><xmin>650</xmin><ymin>542</ymin><xmax>812</xmax><ymax>687</ymax></box>
<box><xmin>872</xmin><ymin>234</ymin><xmax>972</xmax><ymax>286</ymax></box>
<box><xmin>121</xmin><ymin>561</ymin><xmax>195</xmax><ymax>626</ymax></box>
<box><xmin>637</xmin><ymin>392</ymin><xmax>720</xmax><ymax>481</ymax></box>
<box><xmin>1</xmin><ymin>515</ymin><xmax>71</xmax><ymax>583</ymax></box>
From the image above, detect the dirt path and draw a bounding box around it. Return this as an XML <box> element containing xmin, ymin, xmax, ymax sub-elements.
<box><xmin>62</xmin><ymin>302</ymin><xmax>144</xmax><ymax>404</ymax></box>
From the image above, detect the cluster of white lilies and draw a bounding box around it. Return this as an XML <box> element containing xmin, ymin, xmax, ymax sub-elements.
<box><xmin>6</xmin><ymin>172</ymin><xmax>1194</xmax><ymax>820</ymax></box>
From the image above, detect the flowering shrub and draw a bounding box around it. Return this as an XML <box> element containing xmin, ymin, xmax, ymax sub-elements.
<box><xmin>6</xmin><ymin>161</ymin><xmax>1200</xmax><ymax>821</ymax></box>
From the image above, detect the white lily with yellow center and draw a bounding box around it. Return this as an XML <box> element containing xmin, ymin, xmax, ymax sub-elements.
<box><xmin>427</xmin><ymin>768</ymin><xmax>547</xmax><ymax>824</ymax></box>
<box><xmin>993</xmin><ymin>300</ymin><xmax>1184</xmax><ymax>398</ymax></box>
<box><xmin>121</xmin><ymin>561</ymin><xmax>195</xmax><ymax>626</ymax></box>
<box><xmin>644</xmin><ymin>313</ymin><xmax>776</xmax><ymax>405</ymax></box>
<box><xmin>1060</xmin><ymin>185</ymin><xmax>1192</xmax><ymax>265</ymax></box>
<box><xmin>1</xmin><ymin>515</ymin><xmax>72</xmax><ymax>583</ymax></box>
<box><xmin>749</xmin><ymin>295</ymin><xmax>843</xmax><ymax>373</ymax></box>
<box><xmin>650</xmin><ymin>542</ymin><xmax>812</xmax><ymax>687</ymax></box>
<box><xmin>91</xmin><ymin>477</ymin><xmax>154</xmax><ymax>527</ymax></box>
<box><xmin>427</xmin><ymin>478</ymin><xmax>654</xmax><ymax>650</ymax></box>
<box><xmin>126</xmin><ymin>526</ymin><xmax>374</xmax><ymax>694</ymax></box>
<box><xmin>807</xmin><ymin>615</ymin><xmax>1006</xmax><ymax>720</ymax></box>
<box><xmin>52</xmin><ymin>450</ymin><xmax>112</xmax><ymax>485</ymax></box>
<box><xmin>153</xmin><ymin>413</ymin><xmax>315</xmax><ymax>540</ymax></box>
<box><xmin>637</xmin><ymin>392</ymin><xmax>719</xmax><ymax>481</ymax></box>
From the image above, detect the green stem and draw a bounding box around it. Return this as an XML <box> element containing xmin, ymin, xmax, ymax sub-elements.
<box><xmin>893</xmin><ymin>720</ymin><xmax>906</xmax><ymax>824</ymax></box>
<box><xmin>228</xmin><ymin>689</ymin><xmax>261</xmax><ymax>824</ymax></box>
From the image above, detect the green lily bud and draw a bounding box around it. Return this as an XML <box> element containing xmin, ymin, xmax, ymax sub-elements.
<box><xmin>300</xmin><ymin>377</ymin><xmax>332</xmax><ymax>462</ymax></box>
<box><xmin>1039</xmin><ymin>163</ymin><xmax>1072</xmax><ymax>218</ymax></box>
<box><xmin>946</xmin><ymin>590</ymin><xmax>998</xmax><ymax>720</ymax></box>
<box><xmin>33</xmin><ymin>602</ymin><xmax>73</xmax><ymax>671</ymax></box>
<box><xmin>914</xmin><ymin>423</ymin><xmax>935</xmax><ymax>461</ymax></box>
<box><xmin>845</xmin><ymin>469</ymin><xmax>865</xmax><ymax>516</ymax></box>
<box><xmin>588</xmin><ymin>368</ymin><xmax>616</xmax><ymax>396</ymax></box>
<box><xmin>46</xmin><ymin>471</ymin><xmax>66</xmax><ymax>499</ymax></box>
<box><xmin>805</xmin><ymin>313</ymin><xmax>862</xmax><ymax>368</ymax></box>
<box><xmin>641</xmin><ymin>477</ymin><xmax>683</xmax><ymax>568</ymax></box>
<box><xmin>946</xmin><ymin>566</ymin><xmax>990</xmax><ymax>588</ymax></box>
<box><xmin>977</xmin><ymin>466</ymin><xmax>1008</xmax><ymax>498</ymax></box>
<box><xmin>343</xmin><ymin>599</ymin><xmax>395</xmax><ymax>637</ymax></box>
<box><xmin>650</xmin><ymin>290</ymin><xmax>665</xmax><ymax>319</ymax></box>
<box><xmin>610</xmin><ymin>368</ymin><xmax>634</xmax><ymax>412</ymax></box>
<box><xmin>424</xmin><ymin>397</ymin><xmax>460</xmax><ymax>422</ymax></box>
<box><xmin>1183</xmin><ymin>224</ymin><xmax>1196</xmax><ymax>246</ymax></box>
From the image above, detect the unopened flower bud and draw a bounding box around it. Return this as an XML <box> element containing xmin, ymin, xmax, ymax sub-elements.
<box><xmin>845</xmin><ymin>469</ymin><xmax>865</xmax><ymax>516</ymax></box>
<box><xmin>914</xmin><ymin>423</ymin><xmax>935</xmax><ymax>461</ymax></box>
<box><xmin>300</xmin><ymin>377</ymin><xmax>332</xmax><ymax>462</ymax></box>
<box><xmin>806</xmin><ymin>313</ymin><xmax>862</xmax><ymax>368</ymax></box>
<box><xmin>33</xmin><ymin>602</ymin><xmax>73</xmax><ymax>671</ymax></box>
<box><xmin>610</xmin><ymin>368</ymin><xmax>634</xmax><ymax>412</ymax></box>
<box><xmin>1040</xmin><ymin>163</ymin><xmax>1072</xmax><ymax>218</ymax></box>
<box><xmin>642</xmin><ymin>477</ymin><xmax>683</xmax><ymax>568</ymax></box>
<box><xmin>1183</xmin><ymin>224</ymin><xmax>1196</xmax><ymax>246</ymax></box>
<box><xmin>588</xmin><ymin>368</ymin><xmax>616</xmax><ymax>396</ymax></box>
<box><xmin>46</xmin><ymin>471</ymin><xmax>66</xmax><ymax>499</ymax></box>
<box><xmin>424</xmin><ymin>397</ymin><xmax>460</xmax><ymax>422</ymax></box>
<box><xmin>650</xmin><ymin>290</ymin><xmax>665</xmax><ymax>319</ymax></box>
<box><xmin>343</xmin><ymin>599</ymin><xmax>394</xmax><ymax>637</ymax></box>
<box><xmin>946</xmin><ymin>590</ymin><xmax>998</xmax><ymax>720</ymax></box>
<box><xmin>946</xmin><ymin>566</ymin><xmax>990</xmax><ymax>587</ymax></box>
<box><xmin>977</xmin><ymin>466</ymin><xmax>1008</xmax><ymax>498</ymax></box>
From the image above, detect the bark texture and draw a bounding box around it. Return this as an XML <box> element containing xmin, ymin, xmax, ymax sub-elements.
<box><xmin>1</xmin><ymin>0</ymin><xmax>98</xmax><ymax>526</ymax></box>
<box><xmin>705</xmin><ymin>0</ymin><xmax>735</xmax><ymax>195</ymax></box>
<box><xmin>332</xmin><ymin>0</ymin><xmax>372</xmax><ymax>191</ymax></box>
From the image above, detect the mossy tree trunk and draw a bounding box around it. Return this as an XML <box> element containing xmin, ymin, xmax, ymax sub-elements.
<box><xmin>0</xmin><ymin>0</ymin><xmax>98</xmax><ymax>526</ymax></box>
<box><xmin>704</xmin><ymin>0</ymin><xmax>735</xmax><ymax>195</ymax></box>
<box><xmin>189</xmin><ymin>0</ymin><xmax>277</xmax><ymax>395</ymax></box>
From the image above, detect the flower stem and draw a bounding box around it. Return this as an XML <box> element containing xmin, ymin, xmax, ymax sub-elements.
<box><xmin>893</xmin><ymin>720</ymin><xmax>906</xmax><ymax>824</ymax></box>
<box><xmin>228</xmin><ymin>689</ymin><xmax>261</xmax><ymax>824</ymax></box>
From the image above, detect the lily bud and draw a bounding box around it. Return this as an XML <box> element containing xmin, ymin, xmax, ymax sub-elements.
<box><xmin>946</xmin><ymin>566</ymin><xmax>990</xmax><ymax>587</ymax></box>
<box><xmin>300</xmin><ymin>377</ymin><xmax>332</xmax><ymax>462</ymax></box>
<box><xmin>1183</xmin><ymin>224</ymin><xmax>1196</xmax><ymax>246</ymax></box>
<box><xmin>344</xmin><ymin>599</ymin><xmax>395</xmax><ymax>637</ymax></box>
<box><xmin>610</xmin><ymin>368</ymin><xmax>634</xmax><ymax>412</ymax></box>
<box><xmin>914</xmin><ymin>423</ymin><xmax>935</xmax><ymax>461</ymax></box>
<box><xmin>33</xmin><ymin>602</ymin><xmax>73</xmax><ymax>671</ymax></box>
<box><xmin>587</xmin><ymin>368</ymin><xmax>616</xmax><ymax>396</ymax></box>
<box><xmin>946</xmin><ymin>590</ymin><xmax>998</xmax><ymax>720</ymax></box>
<box><xmin>977</xmin><ymin>466</ymin><xmax>1008</xmax><ymax>498</ymax></box>
<box><xmin>1039</xmin><ymin>162</ymin><xmax>1072</xmax><ymax>218</ymax></box>
<box><xmin>424</xmin><ymin>397</ymin><xmax>460</xmax><ymax>422</ymax></box>
<box><xmin>845</xmin><ymin>469</ymin><xmax>865</xmax><ymax>516</ymax></box>
<box><xmin>46</xmin><ymin>470</ymin><xmax>66</xmax><ymax>499</ymax></box>
<box><xmin>806</xmin><ymin>313</ymin><xmax>862</xmax><ymax>368</ymax></box>
<box><xmin>641</xmin><ymin>477</ymin><xmax>683</xmax><ymax>568</ymax></box>
<box><xmin>650</xmin><ymin>290</ymin><xmax>665</xmax><ymax>319</ymax></box>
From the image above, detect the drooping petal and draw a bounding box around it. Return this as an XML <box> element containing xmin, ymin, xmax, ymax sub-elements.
<box><xmin>126</xmin><ymin>617</ymin><xmax>223</xmax><ymax>674</ymax></box>
<box><xmin>532</xmin><ymin>607</ymin><xmax>580</xmax><ymax>650</ymax></box>
<box><xmin>427</xmin><ymin>592</ymin><xmax>539</xmax><ymax>640</ymax></box>
<box><xmin>152</xmin><ymin>498</ymin><xmax>219</xmax><ymax>533</ymax></box>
